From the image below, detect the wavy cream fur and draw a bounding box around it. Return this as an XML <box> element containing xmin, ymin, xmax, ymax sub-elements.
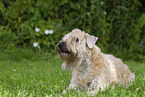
<box><xmin>57</xmin><ymin>29</ymin><xmax>135</xmax><ymax>94</ymax></box>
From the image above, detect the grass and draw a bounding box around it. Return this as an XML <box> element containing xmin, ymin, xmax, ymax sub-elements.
<box><xmin>0</xmin><ymin>48</ymin><xmax>145</xmax><ymax>97</ymax></box>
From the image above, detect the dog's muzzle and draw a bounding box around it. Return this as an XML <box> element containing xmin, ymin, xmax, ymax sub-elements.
<box><xmin>57</xmin><ymin>42</ymin><xmax>70</xmax><ymax>54</ymax></box>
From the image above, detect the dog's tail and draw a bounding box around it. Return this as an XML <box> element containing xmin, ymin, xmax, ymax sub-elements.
<box><xmin>128</xmin><ymin>73</ymin><xmax>135</xmax><ymax>85</ymax></box>
<box><xmin>130</xmin><ymin>73</ymin><xmax>135</xmax><ymax>81</ymax></box>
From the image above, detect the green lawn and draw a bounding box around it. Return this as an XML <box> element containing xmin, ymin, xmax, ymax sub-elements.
<box><xmin>0</xmin><ymin>49</ymin><xmax>145</xmax><ymax>97</ymax></box>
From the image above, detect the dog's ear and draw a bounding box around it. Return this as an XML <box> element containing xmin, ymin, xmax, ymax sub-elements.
<box><xmin>85</xmin><ymin>34</ymin><xmax>98</xmax><ymax>49</ymax></box>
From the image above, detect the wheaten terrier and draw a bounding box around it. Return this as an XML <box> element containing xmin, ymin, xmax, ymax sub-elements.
<box><xmin>57</xmin><ymin>29</ymin><xmax>135</xmax><ymax>94</ymax></box>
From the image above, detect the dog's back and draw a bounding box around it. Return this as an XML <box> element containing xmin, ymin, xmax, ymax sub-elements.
<box><xmin>105</xmin><ymin>54</ymin><xmax>135</xmax><ymax>85</ymax></box>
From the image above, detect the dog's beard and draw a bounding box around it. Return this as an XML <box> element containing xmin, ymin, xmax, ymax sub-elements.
<box><xmin>58</xmin><ymin>52</ymin><xmax>72</xmax><ymax>61</ymax></box>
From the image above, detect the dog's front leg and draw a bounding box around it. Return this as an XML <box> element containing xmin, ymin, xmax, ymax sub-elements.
<box><xmin>62</xmin><ymin>84</ymin><xmax>77</xmax><ymax>94</ymax></box>
<box><xmin>62</xmin><ymin>79</ymin><xmax>79</xmax><ymax>94</ymax></box>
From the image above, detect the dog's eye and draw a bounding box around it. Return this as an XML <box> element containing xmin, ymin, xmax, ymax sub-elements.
<box><xmin>74</xmin><ymin>37</ymin><xmax>79</xmax><ymax>42</ymax></box>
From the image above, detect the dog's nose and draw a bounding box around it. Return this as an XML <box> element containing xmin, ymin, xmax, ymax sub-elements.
<box><xmin>58</xmin><ymin>42</ymin><xmax>65</xmax><ymax>48</ymax></box>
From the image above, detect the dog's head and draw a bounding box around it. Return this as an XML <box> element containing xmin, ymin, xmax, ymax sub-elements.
<box><xmin>57</xmin><ymin>29</ymin><xmax>98</xmax><ymax>62</ymax></box>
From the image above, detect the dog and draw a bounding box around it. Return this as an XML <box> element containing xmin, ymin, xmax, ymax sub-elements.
<box><xmin>57</xmin><ymin>29</ymin><xmax>135</xmax><ymax>94</ymax></box>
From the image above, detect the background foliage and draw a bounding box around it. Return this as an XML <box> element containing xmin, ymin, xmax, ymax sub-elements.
<box><xmin>0</xmin><ymin>0</ymin><xmax>145</xmax><ymax>60</ymax></box>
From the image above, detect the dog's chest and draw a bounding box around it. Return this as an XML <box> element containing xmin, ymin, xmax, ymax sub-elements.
<box><xmin>79</xmin><ymin>60</ymin><xmax>90</xmax><ymax>72</ymax></box>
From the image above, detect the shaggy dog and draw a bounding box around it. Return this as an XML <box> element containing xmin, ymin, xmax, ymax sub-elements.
<box><xmin>57</xmin><ymin>29</ymin><xmax>135</xmax><ymax>94</ymax></box>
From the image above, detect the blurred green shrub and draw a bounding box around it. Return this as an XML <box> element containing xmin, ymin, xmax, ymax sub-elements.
<box><xmin>0</xmin><ymin>26</ymin><xmax>16</xmax><ymax>49</ymax></box>
<box><xmin>129</xmin><ymin>13</ymin><xmax>145</xmax><ymax>60</ymax></box>
<box><xmin>0</xmin><ymin>0</ymin><xmax>144</xmax><ymax>60</ymax></box>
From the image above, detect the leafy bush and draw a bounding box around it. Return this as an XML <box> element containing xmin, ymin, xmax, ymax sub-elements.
<box><xmin>0</xmin><ymin>26</ymin><xmax>16</xmax><ymax>49</ymax></box>
<box><xmin>129</xmin><ymin>13</ymin><xmax>145</xmax><ymax>60</ymax></box>
<box><xmin>0</xmin><ymin>0</ymin><xmax>144</xmax><ymax>60</ymax></box>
